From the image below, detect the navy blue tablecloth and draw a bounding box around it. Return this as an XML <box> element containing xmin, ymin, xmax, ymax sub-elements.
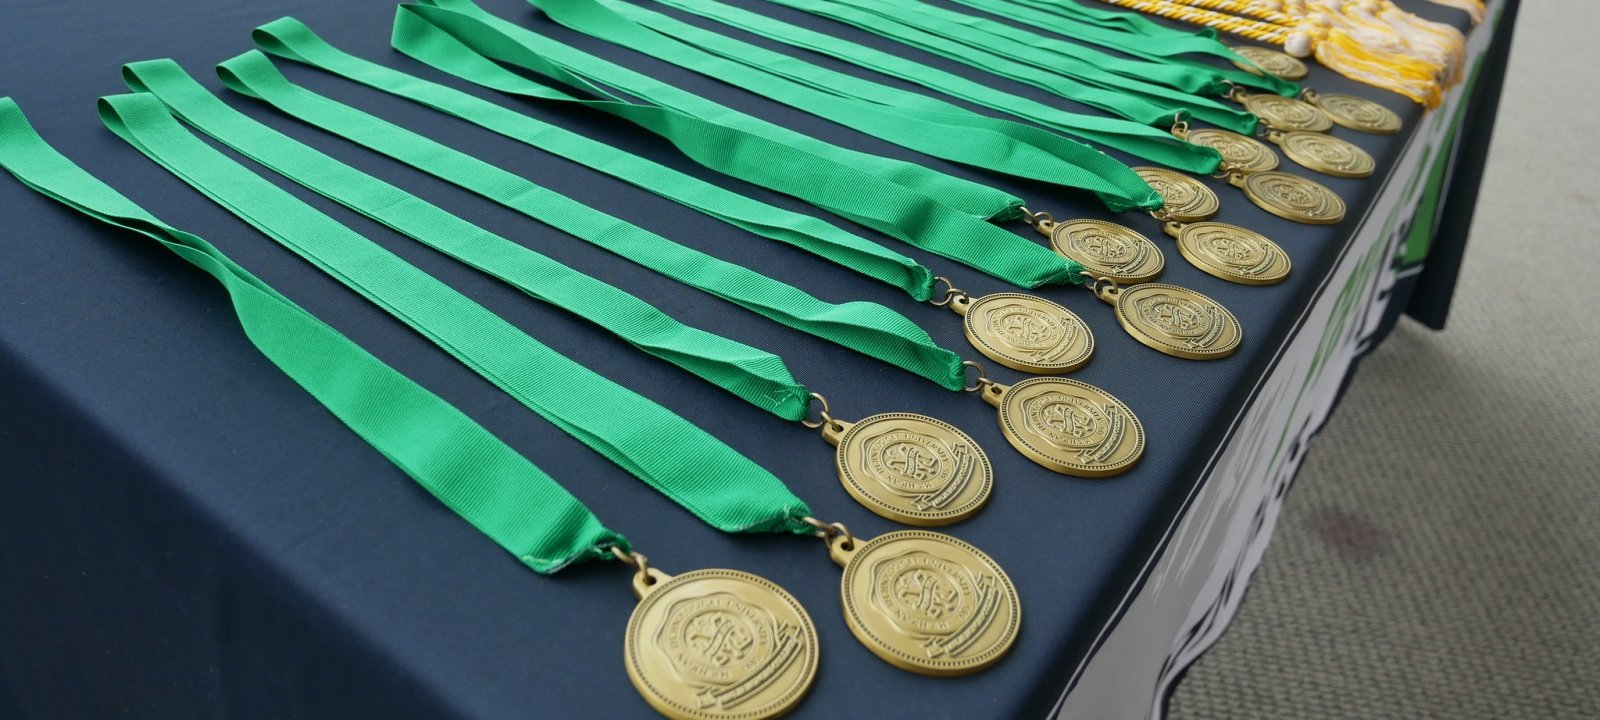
<box><xmin>0</xmin><ymin>1</ymin><xmax>1507</xmax><ymax>717</ymax></box>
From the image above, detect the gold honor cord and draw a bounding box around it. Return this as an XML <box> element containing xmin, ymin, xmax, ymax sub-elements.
<box><xmin>1088</xmin><ymin>0</ymin><xmax>1464</xmax><ymax>107</ymax></box>
<box><xmin>99</xmin><ymin>89</ymin><xmax>1024</xmax><ymax>681</ymax></box>
<box><xmin>0</xmin><ymin>99</ymin><xmax>823</xmax><ymax>720</ymax></box>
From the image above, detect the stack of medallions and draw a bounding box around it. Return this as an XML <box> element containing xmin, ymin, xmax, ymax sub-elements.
<box><xmin>0</xmin><ymin>0</ymin><xmax>1472</xmax><ymax>716</ymax></box>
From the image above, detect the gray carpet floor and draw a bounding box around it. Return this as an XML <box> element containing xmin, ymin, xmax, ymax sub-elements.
<box><xmin>1166</xmin><ymin>3</ymin><xmax>1600</xmax><ymax>718</ymax></box>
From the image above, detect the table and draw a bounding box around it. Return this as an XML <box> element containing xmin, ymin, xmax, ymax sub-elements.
<box><xmin>0</xmin><ymin>1</ymin><xmax>1515</xmax><ymax>717</ymax></box>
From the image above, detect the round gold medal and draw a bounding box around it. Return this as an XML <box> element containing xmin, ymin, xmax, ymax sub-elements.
<box><xmin>1231</xmin><ymin>45</ymin><xmax>1309</xmax><ymax>80</ymax></box>
<box><xmin>1170</xmin><ymin>221</ymin><xmax>1292</xmax><ymax>286</ymax></box>
<box><xmin>1240</xmin><ymin>93</ymin><xmax>1334</xmax><ymax>133</ymax></box>
<box><xmin>1133</xmin><ymin>166</ymin><xmax>1220</xmax><ymax>223</ymax></box>
<box><xmin>1239</xmin><ymin>171</ymin><xmax>1347</xmax><ymax>224</ymax></box>
<box><xmin>982</xmin><ymin>376</ymin><xmax>1145</xmax><ymax>477</ymax></box>
<box><xmin>625</xmin><ymin>569</ymin><xmax>819</xmax><ymax>720</ymax></box>
<box><xmin>1106</xmin><ymin>282</ymin><xmax>1243</xmax><ymax>360</ymax></box>
<box><xmin>832</xmin><ymin>530</ymin><xmax>1020</xmax><ymax>676</ymax></box>
<box><xmin>1307</xmin><ymin>92</ymin><xmax>1402</xmax><ymax>134</ymax></box>
<box><xmin>827</xmin><ymin>413</ymin><xmax>993</xmax><ymax>526</ymax></box>
<box><xmin>1046</xmin><ymin>218</ymin><xmax>1165</xmax><ymax>285</ymax></box>
<box><xmin>1275</xmin><ymin>131</ymin><xmax>1376</xmax><ymax>178</ymax></box>
<box><xmin>957</xmin><ymin>292</ymin><xmax>1095</xmax><ymax>373</ymax></box>
<box><xmin>1183</xmin><ymin>128</ymin><xmax>1280</xmax><ymax>173</ymax></box>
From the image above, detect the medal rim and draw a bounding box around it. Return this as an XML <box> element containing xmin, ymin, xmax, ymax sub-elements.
<box><xmin>962</xmin><ymin>292</ymin><xmax>1097</xmax><ymax>373</ymax></box>
<box><xmin>1242</xmin><ymin>94</ymin><xmax>1335</xmax><ymax>133</ymax></box>
<box><xmin>1113</xmin><ymin>283</ymin><xmax>1243</xmax><ymax>360</ymax></box>
<box><xmin>1313</xmin><ymin>92</ymin><xmax>1403</xmax><ymax>134</ymax></box>
<box><xmin>1047</xmin><ymin>219</ymin><xmax>1166</xmax><ymax>285</ymax></box>
<box><xmin>1132</xmin><ymin>166</ymin><xmax>1220</xmax><ymax>224</ymax></box>
<box><xmin>834</xmin><ymin>413</ymin><xmax>994</xmax><ymax>526</ymax></box>
<box><xmin>1173</xmin><ymin>221</ymin><xmax>1293</xmax><ymax>286</ymax></box>
<box><xmin>1277</xmin><ymin>132</ymin><xmax>1377</xmax><ymax>179</ymax></box>
<box><xmin>1230</xmin><ymin>46</ymin><xmax>1310</xmax><ymax>80</ymax></box>
<box><xmin>838</xmin><ymin>530</ymin><xmax>1021</xmax><ymax>676</ymax></box>
<box><xmin>1184</xmin><ymin>128</ymin><xmax>1281</xmax><ymax>173</ymax></box>
<box><xmin>994</xmin><ymin>375</ymin><xmax>1146</xmax><ymax>477</ymax></box>
<box><xmin>1240</xmin><ymin>171</ymin><xmax>1348</xmax><ymax>225</ymax></box>
<box><xmin>625</xmin><ymin>568</ymin><xmax>819</xmax><ymax>720</ymax></box>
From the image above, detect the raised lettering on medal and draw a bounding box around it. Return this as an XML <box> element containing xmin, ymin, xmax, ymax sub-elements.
<box><xmin>627</xmin><ymin>570</ymin><xmax>819</xmax><ymax>720</ymax></box>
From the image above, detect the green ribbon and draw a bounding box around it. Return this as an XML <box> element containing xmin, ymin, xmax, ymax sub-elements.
<box><xmin>527</xmin><ymin>0</ymin><xmax>1220</xmax><ymax>174</ymax></box>
<box><xmin>395</xmin><ymin>0</ymin><xmax>1030</xmax><ymax>218</ymax></box>
<box><xmin>945</xmin><ymin>0</ymin><xmax>1297</xmax><ymax>96</ymax></box>
<box><xmin>98</xmin><ymin>91</ymin><xmax>815</xmax><ymax>538</ymax></box>
<box><xmin>692</xmin><ymin>0</ymin><xmax>1256</xmax><ymax>131</ymax></box>
<box><xmin>199</xmin><ymin>52</ymin><xmax>967</xmax><ymax>391</ymax></box>
<box><xmin>360</xmin><ymin>8</ymin><xmax>1092</xmax><ymax>286</ymax></box>
<box><xmin>125</xmin><ymin>60</ymin><xmax>966</xmax><ymax>400</ymax></box>
<box><xmin>223</xmin><ymin>35</ymin><xmax>935</xmax><ymax>303</ymax></box>
<box><xmin>0</xmin><ymin>97</ymin><xmax>626</xmax><ymax>573</ymax></box>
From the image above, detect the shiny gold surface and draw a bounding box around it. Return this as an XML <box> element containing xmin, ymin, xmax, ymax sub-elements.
<box><xmin>1307</xmin><ymin>91</ymin><xmax>1403</xmax><ymax>134</ymax></box>
<box><xmin>1231</xmin><ymin>45</ymin><xmax>1309</xmax><ymax>80</ymax></box>
<box><xmin>1273</xmin><ymin>131</ymin><xmax>1377</xmax><ymax>178</ymax></box>
<box><xmin>1183</xmin><ymin>127</ymin><xmax>1281</xmax><ymax>173</ymax></box>
<box><xmin>1103</xmin><ymin>282</ymin><xmax>1243</xmax><ymax>360</ymax></box>
<box><xmin>981</xmin><ymin>376</ymin><xmax>1145</xmax><ymax>477</ymax></box>
<box><xmin>832</xmin><ymin>530</ymin><xmax>1020</xmax><ymax>676</ymax></box>
<box><xmin>1235</xmin><ymin>170</ymin><xmax>1348</xmax><ymax>224</ymax></box>
<box><xmin>1241</xmin><ymin>93</ymin><xmax>1336</xmax><ymax>133</ymax></box>
<box><xmin>1133</xmin><ymin>166</ymin><xmax>1221</xmax><ymax>223</ymax></box>
<box><xmin>1045</xmin><ymin>218</ymin><xmax>1165</xmax><ymax>284</ymax></box>
<box><xmin>1166</xmin><ymin>221</ymin><xmax>1292</xmax><ymax>285</ymax></box>
<box><xmin>626</xmin><ymin>569</ymin><xmax>819</xmax><ymax>720</ymax></box>
<box><xmin>826</xmin><ymin>413</ymin><xmax>993</xmax><ymax>526</ymax></box>
<box><xmin>954</xmin><ymin>292</ymin><xmax>1095</xmax><ymax>373</ymax></box>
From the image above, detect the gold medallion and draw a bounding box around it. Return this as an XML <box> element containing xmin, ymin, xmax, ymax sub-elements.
<box><xmin>829</xmin><ymin>529</ymin><xmax>1020</xmax><ymax>676</ymax></box>
<box><xmin>625</xmin><ymin>567</ymin><xmax>819</xmax><ymax>720</ymax></box>
<box><xmin>1232</xmin><ymin>170</ymin><xmax>1347</xmax><ymax>225</ymax></box>
<box><xmin>1304</xmin><ymin>90</ymin><xmax>1402</xmax><ymax>134</ymax></box>
<box><xmin>952</xmin><ymin>292</ymin><xmax>1095</xmax><ymax>373</ymax></box>
<box><xmin>1042</xmin><ymin>218</ymin><xmax>1165</xmax><ymax>285</ymax></box>
<box><xmin>1181</xmin><ymin>127</ymin><xmax>1280</xmax><ymax>173</ymax></box>
<box><xmin>1096</xmin><ymin>281</ymin><xmax>1243</xmax><ymax>360</ymax></box>
<box><xmin>979</xmin><ymin>376</ymin><xmax>1145</xmax><ymax>477</ymax></box>
<box><xmin>1271</xmin><ymin>131</ymin><xmax>1376</xmax><ymax>178</ymax></box>
<box><xmin>1164</xmin><ymin>221</ymin><xmax>1292</xmax><ymax>286</ymax></box>
<box><xmin>1133</xmin><ymin>166</ymin><xmax>1220</xmax><ymax>223</ymax></box>
<box><xmin>1231</xmin><ymin>45</ymin><xmax>1309</xmax><ymax>80</ymax></box>
<box><xmin>824</xmin><ymin>413</ymin><xmax>993</xmax><ymax>526</ymax></box>
<box><xmin>1239</xmin><ymin>93</ymin><xmax>1334</xmax><ymax>133</ymax></box>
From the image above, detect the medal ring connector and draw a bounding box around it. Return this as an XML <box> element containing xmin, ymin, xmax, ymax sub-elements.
<box><xmin>800</xmin><ymin>391</ymin><xmax>842</xmax><ymax>431</ymax></box>
<box><xmin>928</xmin><ymin>276</ymin><xmax>967</xmax><ymax>307</ymax></box>
<box><xmin>961</xmin><ymin>360</ymin><xmax>993</xmax><ymax>394</ymax></box>
<box><xmin>800</xmin><ymin>516</ymin><xmax>855</xmax><ymax>551</ymax></box>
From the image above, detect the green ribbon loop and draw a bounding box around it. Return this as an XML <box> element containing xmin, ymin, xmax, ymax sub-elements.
<box><xmin>697</xmin><ymin>0</ymin><xmax>1256</xmax><ymax>132</ymax></box>
<box><xmin>527</xmin><ymin>0</ymin><xmax>1219</xmax><ymax>175</ymax></box>
<box><xmin>98</xmin><ymin>91</ymin><xmax>815</xmax><ymax>537</ymax></box>
<box><xmin>0</xmin><ymin>97</ymin><xmax>627</xmax><ymax>574</ymax></box>
<box><xmin>206</xmin><ymin>51</ymin><xmax>968</xmax><ymax>392</ymax></box>
<box><xmin>945</xmin><ymin>0</ymin><xmax>1298</xmax><ymax>96</ymax></box>
<box><xmin>348</xmin><ymin>9</ymin><xmax>1088</xmax><ymax>286</ymax></box>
